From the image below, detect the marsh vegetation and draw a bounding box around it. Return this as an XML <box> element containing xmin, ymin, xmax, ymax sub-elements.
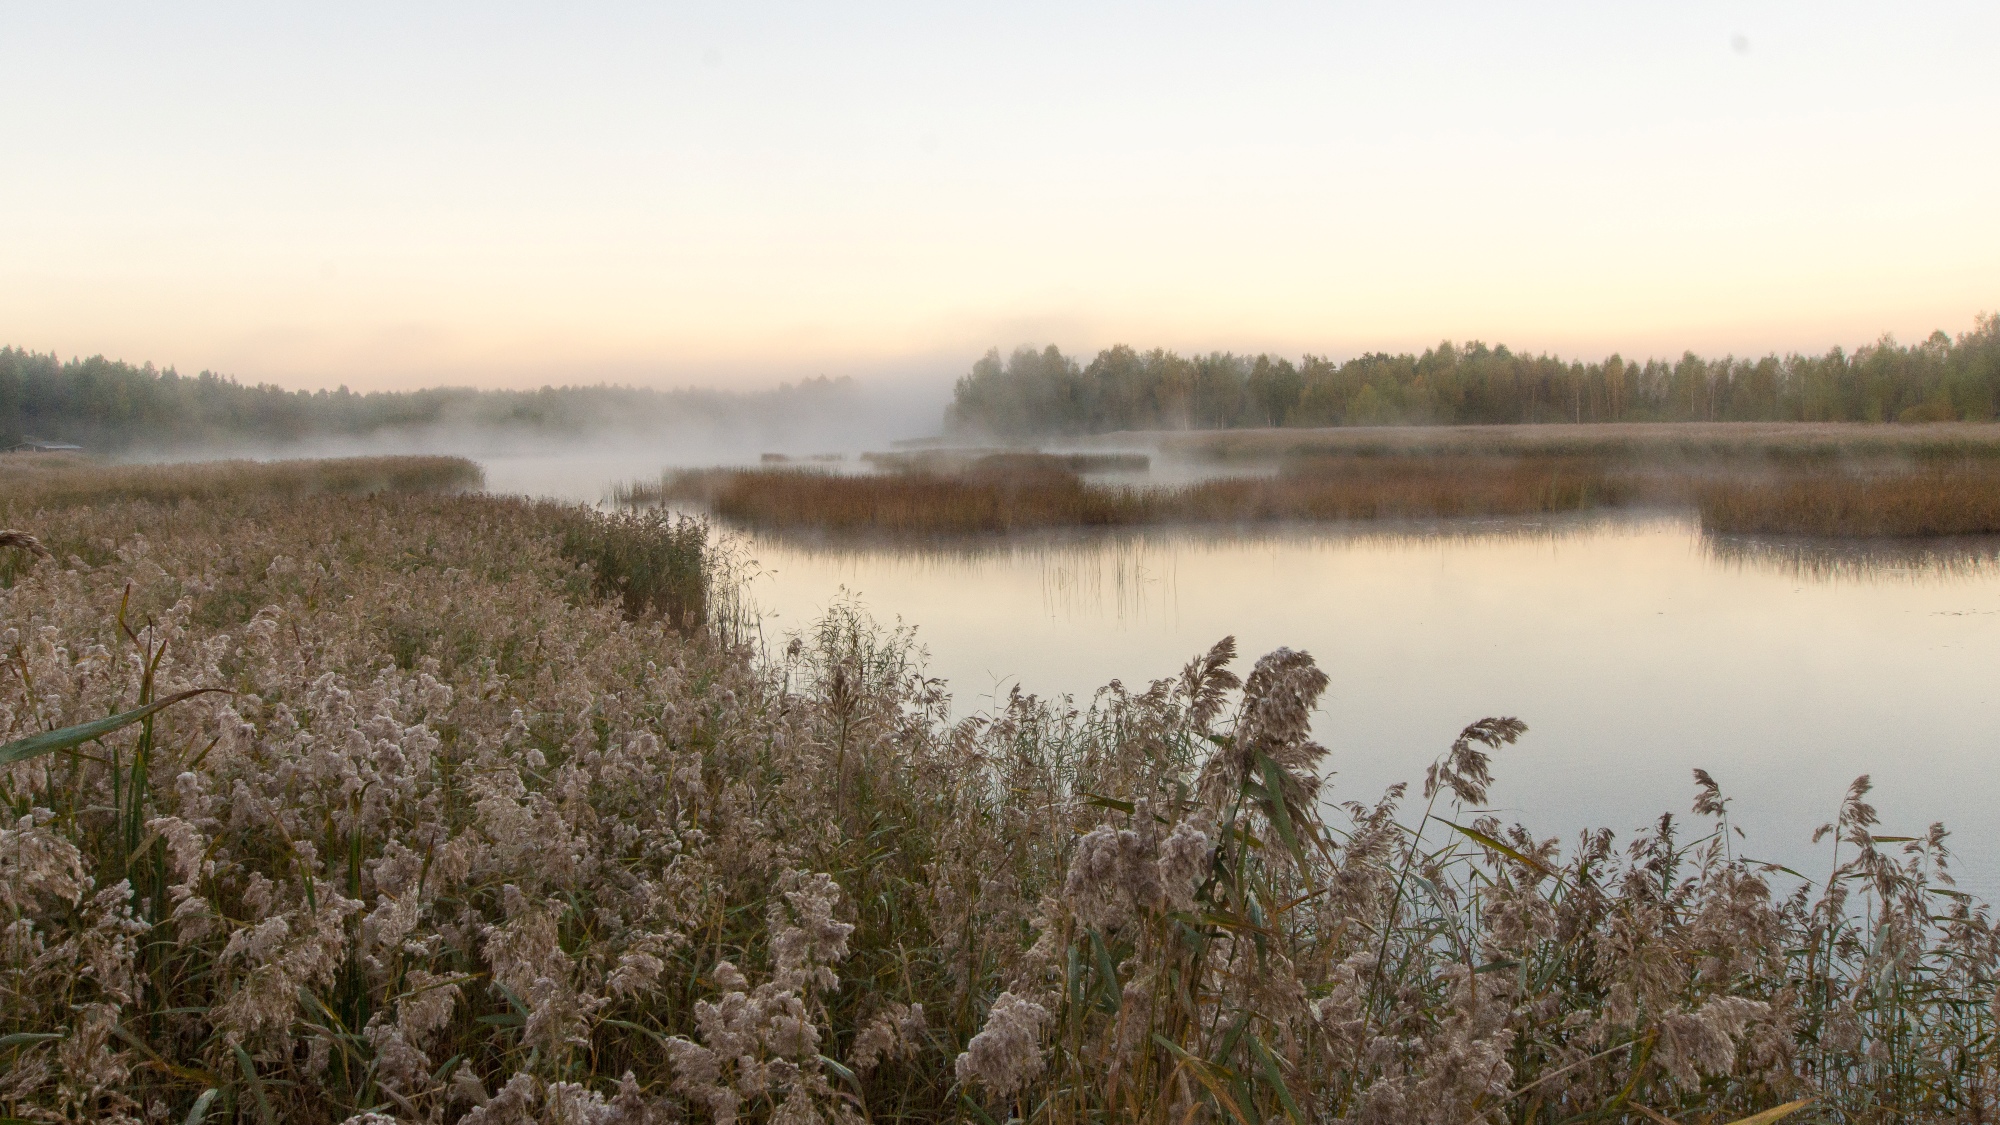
<box><xmin>0</xmin><ymin>453</ymin><xmax>483</xmax><ymax>512</ymax></box>
<box><xmin>3</xmin><ymin>458</ymin><xmax>1999</xmax><ymax>1123</ymax></box>
<box><xmin>625</xmin><ymin>430</ymin><xmax>2000</xmax><ymax>539</ymax></box>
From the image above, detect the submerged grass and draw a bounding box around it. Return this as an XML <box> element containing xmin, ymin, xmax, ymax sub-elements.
<box><xmin>3</xmin><ymin>458</ymin><xmax>1999</xmax><ymax>1123</ymax></box>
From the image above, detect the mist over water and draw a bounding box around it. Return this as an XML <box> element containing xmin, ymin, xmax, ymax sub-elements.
<box><xmin>111</xmin><ymin>371</ymin><xmax>957</xmax><ymax>496</ymax></box>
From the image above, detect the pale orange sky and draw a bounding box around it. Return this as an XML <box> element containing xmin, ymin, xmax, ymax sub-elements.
<box><xmin>2</xmin><ymin>3</ymin><xmax>1994</xmax><ymax>391</ymax></box>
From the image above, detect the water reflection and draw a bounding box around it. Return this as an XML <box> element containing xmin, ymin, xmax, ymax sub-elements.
<box><xmin>731</xmin><ymin>513</ymin><xmax>2000</xmax><ymax>900</ymax></box>
<box><xmin>732</xmin><ymin>517</ymin><xmax>1641</xmax><ymax>627</ymax></box>
<box><xmin>741</xmin><ymin>513</ymin><xmax>2000</xmax><ymax>602</ymax></box>
<box><xmin>1705</xmin><ymin>530</ymin><xmax>2000</xmax><ymax>582</ymax></box>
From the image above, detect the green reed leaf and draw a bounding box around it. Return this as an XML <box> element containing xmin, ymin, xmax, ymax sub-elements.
<box><xmin>182</xmin><ymin>1088</ymin><xmax>220</xmax><ymax>1125</ymax></box>
<box><xmin>958</xmin><ymin>1094</ymin><xmax>1002</xmax><ymax>1125</ymax></box>
<box><xmin>0</xmin><ymin>689</ymin><xmax>224</xmax><ymax>767</ymax></box>
<box><xmin>1257</xmin><ymin>753</ymin><xmax>1308</xmax><ymax>872</ymax></box>
<box><xmin>1249</xmin><ymin>1033</ymin><xmax>1304</xmax><ymax>1125</ymax></box>
<box><xmin>1082</xmin><ymin>792</ymin><xmax>1136</xmax><ymax>814</ymax></box>
<box><xmin>1443</xmin><ymin>820</ymin><xmax>1555</xmax><ymax>879</ymax></box>
<box><xmin>1151</xmin><ymin>1035</ymin><xmax>1254</xmax><ymax>1125</ymax></box>
<box><xmin>234</xmin><ymin>1044</ymin><xmax>275</xmax><ymax>1125</ymax></box>
<box><xmin>1089</xmin><ymin>929</ymin><xmax>1122</xmax><ymax>1014</ymax></box>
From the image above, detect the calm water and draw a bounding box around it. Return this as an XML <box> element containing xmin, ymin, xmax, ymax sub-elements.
<box><xmin>495</xmin><ymin>454</ymin><xmax>2000</xmax><ymax>896</ymax></box>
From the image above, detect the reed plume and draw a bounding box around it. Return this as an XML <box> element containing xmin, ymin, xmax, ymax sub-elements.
<box><xmin>0</xmin><ymin>529</ymin><xmax>50</xmax><ymax>558</ymax></box>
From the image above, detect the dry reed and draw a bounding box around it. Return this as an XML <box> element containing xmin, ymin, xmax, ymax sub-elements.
<box><xmin>860</xmin><ymin>450</ymin><xmax>1150</xmax><ymax>474</ymax></box>
<box><xmin>640</xmin><ymin>443</ymin><xmax>2000</xmax><ymax>544</ymax></box>
<box><xmin>633</xmin><ymin>455</ymin><xmax>1644</xmax><ymax>535</ymax></box>
<box><xmin>1152</xmin><ymin>420</ymin><xmax>2000</xmax><ymax>465</ymax></box>
<box><xmin>0</xmin><ymin>530</ymin><xmax>52</xmax><ymax>558</ymax></box>
<box><xmin>1698</xmin><ymin>466</ymin><xmax>2000</xmax><ymax>536</ymax></box>
<box><xmin>2</xmin><ymin>460</ymin><xmax>1998</xmax><ymax>1123</ymax></box>
<box><xmin>0</xmin><ymin>453</ymin><xmax>483</xmax><ymax>511</ymax></box>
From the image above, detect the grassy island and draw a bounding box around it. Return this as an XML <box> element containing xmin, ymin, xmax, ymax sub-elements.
<box><xmin>631</xmin><ymin>426</ymin><xmax>2000</xmax><ymax>540</ymax></box>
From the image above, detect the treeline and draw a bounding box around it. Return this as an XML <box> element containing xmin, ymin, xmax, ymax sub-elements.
<box><xmin>947</xmin><ymin>314</ymin><xmax>2000</xmax><ymax>435</ymax></box>
<box><xmin>0</xmin><ymin>348</ymin><xmax>859</xmax><ymax>450</ymax></box>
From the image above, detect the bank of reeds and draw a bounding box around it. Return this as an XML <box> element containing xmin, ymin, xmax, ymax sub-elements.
<box><xmin>641</xmin><ymin>446</ymin><xmax>2000</xmax><ymax>542</ymax></box>
<box><xmin>0</xmin><ymin>453</ymin><xmax>483</xmax><ymax>510</ymax></box>
<box><xmin>657</xmin><ymin>462</ymin><xmax>1152</xmax><ymax>533</ymax></box>
<box><xmin>1186</xmin><ymin>453</ymin><xmax>1636</xmax><ymax>520</ymax></box>
<box><xmin>545</xmin><ymin>507</ymin><xmax>730</xmax><ymax>636</ymax></box>
<box><xmin>5</xmin><ymin>462</ymin><xmax>2000</xmax><ymax>1123</ymax></box>
<box><xmin>1698</xmin><ymin>466</ymin><xmax>2000</xmax><ymax>536</ymax></box>
<box><xmin>860</xmin><ymin>450</ymin><xmax>1150</xmax><ymax>474</ymax></box>
<box><xmin>1156</xmin><ymin>421</ymin><xmax>2000</xmax><ymax>466</ymax></box>
<box><xmin>634</xmin><ymin>454</ymin><xmax>1642</xmax><ymax>535</ymax></box>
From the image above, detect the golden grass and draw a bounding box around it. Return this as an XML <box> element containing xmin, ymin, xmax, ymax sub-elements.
<box><xmin>1146</xmin><ymin>420</ymin><xmax>2000</xmax><ymax>464</ymax></box>
<box><xmin>1184</xmin><ymin>453</ymin><xmax>1637</xmax><ymax>520</ymax></box>
<box><xmin>0</xmin><ymin>452</ymin><xmax>483</xmax><ymax>510</ymax></box>
<box><xmin>1698</xmin><ymin>466</ymin><xmax>2000</xmax><ymax>536</ymax></box>
<box><xmin>711</xmin><ymin>465</ymin><xmax>1143</xmax><ymax>533</ymax></box>
<box><xmin>640</xmin><ymin>437</ymin><xmax>2000</xmax><ymax>542</ymax></box>
<box><xmin>860</xmin><ymin>449</ymin><xmax>1150</xmax><ymax>474</ymax></box>
<box><xmin>633</xmin><ymin>454</ymin><xmax>1647</xmax><ymax>535</ymax></box>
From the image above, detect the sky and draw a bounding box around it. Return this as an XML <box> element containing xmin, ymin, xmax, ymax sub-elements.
<box><xmin>1</xmin><ymin>2</ymin><xmax>1995</xmax><ymax>392</ymax></box>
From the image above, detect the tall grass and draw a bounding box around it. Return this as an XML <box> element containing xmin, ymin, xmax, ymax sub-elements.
<box><xmin>633</xmin><ymin>455</ymin><xmax>1644</xmax><ymax>535</ymax></box>
<box><xmin>0</xmin><ymin>453</ymin><xmax>483</xmax><ymax>510</ymax></box>
<box><xmin>1158</xmin><ymin>421</ymin><xmax>2000</xmax><ymax>465</ymax></box>
<box><xmin>1698</xmin><ymin>466</ymin><xmax>2000</xmax><ymax>536</ymax></box>
<box><xmin>667</xmin><ymin>464</ymin><xmax>1153</xmax><ymax>533</ymax></box>
<box><xmin>1184</xmin><ymin>453</ymin><xmax>1637</xmax><ymax>520</ymax></box>
<box><xmin>641</xmin><ymin>445</ymin><xmax>2000</xmax><ymax>542</ymax></box>
<box><xmin>546</xmin><ymin>508</ymin><xmax>715</xmax><ymax>633</ymax></box>
<box><xmin>858</xmin><ymin>450</ymin><xmax>1151</xmax><ymax>474</ymax></box>
<box><xmin>3</xmin><ymin>463</ymin><xmax>1999</xmax><ymax>1122</ymax></box>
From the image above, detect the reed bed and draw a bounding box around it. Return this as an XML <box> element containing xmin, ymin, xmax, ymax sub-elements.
<box><xmin>0</xmin><ymin>453</ymin><xmax>483</xmax><ymax>511</ymax></box>
<box><xmin>1698</xmin><ymin>467</ymin><xmax>2000</xmax><ymax>536</ymax></box>
<box><xmin>666</xmin><ymin>463</ymin><xmax>1152</xmax><ymax>534</ymax></box>
<box><xmin>860</xmin><ymin>451</ymin><xmax>1151</xmax><ymax>474</ymax></box>
<box><xmin>633</xmin><ymin>455</ymin><xmax>1646</xmax><ymax>535</ymax></box>
<box><xmin>1152</xmin><ymin>421</ymin><xmax>2000</xmax><ymax>465</ymax></box>
<box><xmin>640</xmin><ymin>448</ymin><xmax>2000</xmax><ymax>543</ymax></box>
<box><xmin>3</xmin><ymin>463</ymin><xmax>1999</xmax><ymax>1123</ymax></box>
<box><xmin>1183</xmin><ymin>453</ymin><xmax>1638</xmax><ymax>520</ymax></box>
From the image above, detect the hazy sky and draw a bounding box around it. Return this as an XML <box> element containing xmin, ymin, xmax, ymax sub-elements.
<box><xmin>2</xmin><ymin>3</ymin><xmax>1994</xmax><ymax>391</ymax></box>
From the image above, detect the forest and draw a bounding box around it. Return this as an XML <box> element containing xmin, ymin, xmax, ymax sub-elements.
<box><xmin>947</xmin><ymin>315</ymin><xmax>2000</xmax><ymax>436</ymax></box>
<box><xmin>0</xmin><ymin>349</ymin><xmax>860</xmax><ymax>451</ymax></box>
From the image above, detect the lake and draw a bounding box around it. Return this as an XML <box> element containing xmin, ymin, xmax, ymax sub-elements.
<box><xmin>487</xmin><ymin>450</ymin><xmax>2000</xmax><ymax>897</ymax></box>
